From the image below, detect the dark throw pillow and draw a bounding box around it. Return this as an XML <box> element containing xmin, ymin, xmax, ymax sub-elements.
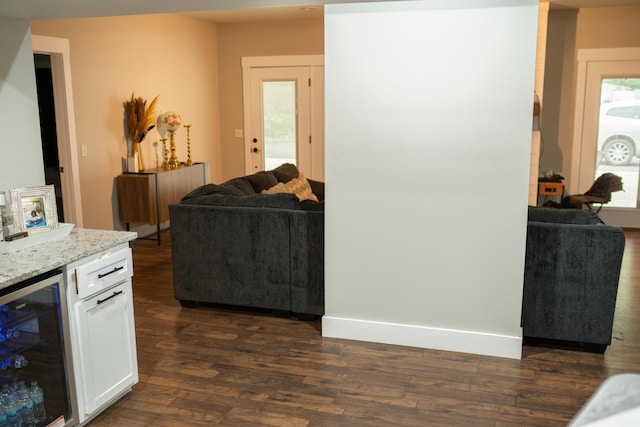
<box><xmin>271</xmin><ymin>163</ymin><xmax>300</xmax><ymax>183</ymax></box>
<box><xmin>246</xmin><ymin>171</ymin><xmax>278</xmax><ymax>193</ymax></box>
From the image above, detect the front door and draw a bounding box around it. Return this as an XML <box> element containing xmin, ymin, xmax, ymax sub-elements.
<box><xmin>572</xmin><ymin>48</ymin><xmax>640</xmax><ymax>227</ymax></box>
<box><xmin>242</xmin><ymin>56</ymin><xmax>324</xmax><ymax>181</ymax></box>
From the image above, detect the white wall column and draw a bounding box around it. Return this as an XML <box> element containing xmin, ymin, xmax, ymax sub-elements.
<box><xmin>323</xmin><ymin>0</ymin><xmax>539</xmax><ymax>359</ymax></box>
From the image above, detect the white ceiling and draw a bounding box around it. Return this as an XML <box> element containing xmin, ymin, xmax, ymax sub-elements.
<box><xmin>1</xmin><ymin>0</ymin><xmax>640</xmax><ymax>23</ymax></box>
<box><xmin>1</xmin><ymin>1</ymin><xmax>333</xmax><ymax>21</ymax></box>
<box><xmin>550</xmin><ymin>0</ymin><xmax>640</xmax><ymax>8</ymax></box>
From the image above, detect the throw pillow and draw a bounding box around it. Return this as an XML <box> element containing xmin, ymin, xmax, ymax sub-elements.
<box><xmin>271</xmin><ymin>163</ymin><xmax>300</xmax><ymax>183</ymax></box>
<box><xmin>285</xmin><ymin>172</ymin><xmax>319</xmax><ymax>202</ymax></box>
<box><xmin>261</xmin><ymin>182</ymin><xmax>293</xmax><ymax>195</ymax></box>
<box><xmin>246</xmin><ymin>171</ymin><xmax>278</xmax><ymax>193</ymax></box>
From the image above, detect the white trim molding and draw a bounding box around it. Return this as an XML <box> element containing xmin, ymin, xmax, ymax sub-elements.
<box><xmin>322</xmin><ymin>316</ymin><xmax>523</xmax><ymax>360</ymax></box>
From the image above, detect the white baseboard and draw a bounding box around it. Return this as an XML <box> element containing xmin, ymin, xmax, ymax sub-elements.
<box><xmin>322</xmin><ymin>316</ymin><xmax>522</xmax><ymax>359</ymax></box>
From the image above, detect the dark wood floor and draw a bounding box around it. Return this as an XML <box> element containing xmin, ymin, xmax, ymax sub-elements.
<box><xmin>88</xmin><ymin>229</ymin><xmax>640</xmax><ymax>426</ymax></box>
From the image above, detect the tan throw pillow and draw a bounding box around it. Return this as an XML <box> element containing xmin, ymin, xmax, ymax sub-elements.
<box><xmin>261</xmin><ymin>182</ymin><xmax>292</xmax><ymax>195</ymax></box>
<box><xmin>285</xmin><ymin>172</ymin><xmax>319</xmax><ymax>202</ymax></box>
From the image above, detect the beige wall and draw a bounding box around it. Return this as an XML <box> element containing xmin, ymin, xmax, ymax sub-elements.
<box><xmin>576</xmin><ymin>6</ymin><xmax>640</xmax><ymax>49</ymax></box>
<box><xmin>216</xmin><ymin>18</ymin><xmax>323</xmax><ymax>180</ymax></box>
<box><xmin>28</xmin><ymin>15</ymin><xmax>323</xmax><ymax>231</ymax></box>
<box><xmin>30</xmin><ymin>14</ymin><xmax>221</xmax><ymax>230</ymax></box>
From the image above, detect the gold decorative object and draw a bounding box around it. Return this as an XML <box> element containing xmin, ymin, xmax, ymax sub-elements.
<box><xmin>160</xmin><ymin>138</ymin><xmax>168</xmax><ymax>168</ymax></box>
<box><xmin>167</xmin><ymin>131</ymin><xmax>179</xmax><ymax>170</ymax></box>
<box><xmin>184</xmin><ymin>124</ymin><xmax>193</xmax><ymax>166</ymax></box>
<box><xmin>157</xmin><ymin>111</ymin><xmax>182</xmax><ymax>170</ymax></box>
<box><xmin>123</xmin><ymin>93</ymin><xmax>159</xmax><ymax>172</ymax></box>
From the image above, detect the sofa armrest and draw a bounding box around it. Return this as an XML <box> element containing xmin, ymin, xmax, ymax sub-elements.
<box><xmin>169</xmin><ymin>203</ymin><xmax>292</xmax><ymax>310</ymax></box>
<box><xmin>522</xmin><ymin>221</ymin><xmax>625</xmax><ymax>346</ymax></box>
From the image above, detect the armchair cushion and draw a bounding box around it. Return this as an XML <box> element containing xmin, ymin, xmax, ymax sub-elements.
<box><xmin>527</xmin><ymin>206</ymin><xmax>602</xmax><ymax>225</ymax></box>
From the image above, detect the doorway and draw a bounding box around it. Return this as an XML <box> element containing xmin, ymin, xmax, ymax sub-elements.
<box><xmin>242</xmin><ymin>56</ymin><xmax>324</xmax><ymax>181</ymax></box>
<box><xmin>34</xmin><ymin>53</ymin><xmax>64</xmax><ymax>221</ymax></box>
<box><xmin>31</xmin><ymin>35</ymin><xmax>83</xmax><ymax>227</ymax></box>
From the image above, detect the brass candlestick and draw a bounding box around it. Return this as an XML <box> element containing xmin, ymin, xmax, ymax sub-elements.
<box><xmin>184</xmin><ymin>124</ymin><xmax>193</xmax><ymax>166</ymax></box>
<box><xmin>160</xmin><ymin>138</ymin><xmax>168</xmax><ymax>168</ymax></box>
<box><xmin>167</xmin><ymin>131</ymin><xmax>179</xmax><ymax>170</ymax></box>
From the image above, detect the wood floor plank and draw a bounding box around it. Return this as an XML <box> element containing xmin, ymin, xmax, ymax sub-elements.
<box><xmin>87</xmin><ymin>229</ymin><xmax>640</xmax><ymax>426</ymax></box>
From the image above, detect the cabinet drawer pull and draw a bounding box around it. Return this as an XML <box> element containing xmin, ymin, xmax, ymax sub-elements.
<box><xmin>97</xmin><ymin>290</ymin><xmax>124</xmax><ymax>305</ymax></box>
<box><xmin>97</xmin><ymin>266</ymin><xmax>124</xmax><ymax>279</ymax></box>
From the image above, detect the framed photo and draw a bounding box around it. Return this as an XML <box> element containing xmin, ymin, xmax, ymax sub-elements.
<box><xmin>9</xmin><ymin>185</ymin><xmax>59</xmax><ymax>234</ymax></box>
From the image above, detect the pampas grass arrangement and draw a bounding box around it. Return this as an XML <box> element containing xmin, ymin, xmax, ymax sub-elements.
<box><xmin>123</xmin><ymin>93</ymin><xmax>159</xmax><ymax>146</ymax></box>
<box><xmin>123</xmin><ymin>93</ymin><xmax>158</xmax><ymax>172</ymax></box>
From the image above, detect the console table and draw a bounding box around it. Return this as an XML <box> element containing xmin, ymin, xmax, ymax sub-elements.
<box><xmin>116</xmin><ymin>163</ymin><xmax>208</xmax><ymax>244</ymax></box>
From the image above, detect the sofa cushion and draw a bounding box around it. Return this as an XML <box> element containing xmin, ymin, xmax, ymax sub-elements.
<box><xmin>181</xmin><ymin>183</ymin><xmax>237</xmax><ymax>201</ymax></box>
<box><xmin>286</xmin><ymin>173</ymin><xmax>319</xmax><ymax>202</ymax></box>
<box><xmin>220</xmin><ymin>177</ymin><xmax>255</xmax><ymax>196</ymax></box>
<box><xmin>246</xmin><ymin>171</ymin><xmax>279</xmax><ymax>193</ymax></box>
<box><xmin>183</xmin><ymin>192</ymin><xmax>304</xmax><ymax>209</ymax></box>
<box><xmin>262</xmin><ymin>172</ymin><xmax>318</xmax><ymax>202</ymax></box>
<box><xmin>261</xmin><ymin>182</ymin><xmax>291</xmax><ymax>195</ymax></box>
<box><xmin>271</xmin><ymin>163</ymin><xmax>300</xmax><ymax>183</ymax></box>
<box><xmin>180</xmin><ymin>178</ymin><xmax>256</xmax><ymax>201</ymax></box>
<box><xmin>527</xmin><ymin>206</ymin><xmax>602</xmax><ymax>225</ymax></box>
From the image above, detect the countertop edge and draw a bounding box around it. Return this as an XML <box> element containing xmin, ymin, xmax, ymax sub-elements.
<box><xmin>0</xmin><ymin>228</ymin><xmax>138</xmax><ymax>289</ymax></box>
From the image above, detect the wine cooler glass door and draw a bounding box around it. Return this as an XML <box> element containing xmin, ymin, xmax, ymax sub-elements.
<box><xmin>0</xmin><ymin>270</ymin><xmax>77</xmax><ymax>427</ymax></box>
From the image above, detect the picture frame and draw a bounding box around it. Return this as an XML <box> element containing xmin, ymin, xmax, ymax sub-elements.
<box><xmin>9</xmin><ymin>185</ymin><xmax>59</xmax><ymax>234</ymax></box>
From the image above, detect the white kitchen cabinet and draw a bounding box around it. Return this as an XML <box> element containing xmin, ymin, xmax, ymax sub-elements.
<box><xmin>64</xmin><ymin>243</ymin><xmax>138</xmax><ymax>425</ymax></box>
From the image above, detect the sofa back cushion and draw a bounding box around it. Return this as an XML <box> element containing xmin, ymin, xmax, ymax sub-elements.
<box><xmin>222</xmin><ymin>178</ymin><xmax>256</xmax><ymax>196</ymax></box>
<box><xmin>272</xmin><ymin>163</ymin><xmax>300</xmax><ymax>183</ymax></box>
<box><xmin>527</xmin><ymin>206</ymin><xmax>602</xmax><ymax>225</ymax></box>
<box><xmin>245</xmin><ymin>171</ymin><xmax>279</xmax><ymax>193</ymax></box>
<box><xmin>180</xmin><ymin>178</ymin><xmax>256</xmax><ymax>202</ymax></box>
<box><xmin>183</xmin><ymin>192</ymin><xmax>304</xmax><ymax>209</ymax></box>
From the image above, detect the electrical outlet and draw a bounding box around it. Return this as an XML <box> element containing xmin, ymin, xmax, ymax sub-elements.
<box><xmin>234</xmin><ymin>129</ymin><xmax>243</xmax><ymax>138</ymax></box>
<box><xmin>81</xmin><ymin>145</ymin><xmax>88</xmax><ymax>157</ymax></box>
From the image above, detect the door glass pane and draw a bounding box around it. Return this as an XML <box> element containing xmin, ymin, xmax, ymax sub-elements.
<box><xmin>595</xmin><ymin>78</ymin><xmax>640</xmax><ymax>208</ymax></box>
<box><xmin>0</xmin><ymin>272</ymin><xmax>75</xmax><ymax>425</ymax></box>
<box><xmin>263</xmin><ymin>81</ymin><xmax>296</xmax><ymax>170</ymax></box>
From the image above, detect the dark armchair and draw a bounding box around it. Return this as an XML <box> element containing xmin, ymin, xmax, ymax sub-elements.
<box><xmin>521</xmin><ymin>207</ymin><xmax>625</xmax><ymax>352</ymax></box>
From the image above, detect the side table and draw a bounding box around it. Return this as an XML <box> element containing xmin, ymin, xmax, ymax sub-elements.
<box><xmin>538</xmin><ymin>181</ymin><xmax>564</xmax><ymax>206</ymax></box>
<box><xmin>116</xmin><ymin>163</ymin><xmax>208</xmax><ymax>244</ymax></box>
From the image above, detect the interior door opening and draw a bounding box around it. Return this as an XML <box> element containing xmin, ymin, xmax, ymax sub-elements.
<box><xmin>34</xmin><ymin>53</ymin><xmax>64</xmax><ymax>222</ymax></box>
<box><xmin>32</xmin><ymin>35</ymin><xmax>83</xmax><ymax>228</ymax></box>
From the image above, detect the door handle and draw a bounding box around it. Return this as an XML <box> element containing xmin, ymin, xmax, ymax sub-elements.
<box><xmin>252</xmin><ymin>147</ymin><xmax>259</xmax><ymax>153</ymax></box>
<box><xmin>97</xmin><ymin>290</ymin><xmax>124</xmax><ymax>305</ymax></box>
<box><xmin>97</xmin><ymin>266</ymin><xmax>124</xmax><ymax>279</ymax></box>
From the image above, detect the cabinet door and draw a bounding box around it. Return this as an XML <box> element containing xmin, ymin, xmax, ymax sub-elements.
<box><xmin>76</xmin><ymin>280</ymin><xmax>138</xmax><ymax>415</ymax></box>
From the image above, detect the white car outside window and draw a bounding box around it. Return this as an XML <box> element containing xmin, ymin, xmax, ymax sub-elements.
<box><xmin>597</xmin><ymin>100</ymin><xmax>640</xmax><ymax>166</ymax></box>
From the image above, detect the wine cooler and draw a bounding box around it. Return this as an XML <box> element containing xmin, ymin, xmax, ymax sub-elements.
<box><xmin>0</xmin><ymin>269</ymin><xmax>77</xmax><ymax>426</ymax></box>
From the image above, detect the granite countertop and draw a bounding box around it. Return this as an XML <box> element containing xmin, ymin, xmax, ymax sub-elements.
<box><xmin>0</xmin><ymin>228</ymin><xmax>137</xmax><ymax>289</ymax></box>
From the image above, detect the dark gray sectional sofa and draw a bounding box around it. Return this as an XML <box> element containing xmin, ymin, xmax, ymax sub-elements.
<box><xmin>522</xmin><ymin>206</ymin><xmax>625</xmax><ymax>352</ymax></box>
<box><xmin>169</xmin><ymin>163</ymin><xmax>324</xmax><ymax>317</ymax></box>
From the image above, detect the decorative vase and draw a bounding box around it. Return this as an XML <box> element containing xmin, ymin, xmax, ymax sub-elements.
<box><xmin>131</xmin><ymin>141</ymin><xmax>145</xmax><ymax>172</ymax></box>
